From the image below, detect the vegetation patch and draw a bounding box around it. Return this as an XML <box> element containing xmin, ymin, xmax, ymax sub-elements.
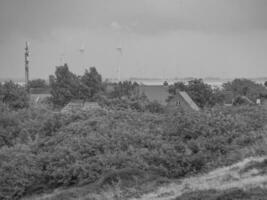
<box><xmin>175</xmin><ymin>188</ymin><xmax>267</xmax><ymax>200</ymax></box>
<box><xmin>1</xmin><ymin>105</ymin><xmax>267</xmax><ymax>199</ymax></box>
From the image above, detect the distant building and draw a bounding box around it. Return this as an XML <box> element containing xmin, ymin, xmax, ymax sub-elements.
<box><xmin>223</xmin><ymin>91</ymin><xmax>234</xmax><ymax>106</ymax></box>
<box><xmin>167</xmin><ymin>91</ymin><xmax>200</xmax><ymax>111</ymax></box>
<box><xmin>139</xmin><ymin>85</ymin><xmax>199</xmax><ymax>111</ymax></box>
<box><xmin>83</xmin><ymin>102</ymin><xmax>102</xmax><ymax>111</ymax></box>
<box><xmin>61</xmin><ymin>100</ymin><xmax>102</xmax><ymax>113</ymax></box>
<box><xmin>30</xmin><ymin>88</ymin><xmax>51</xmax><ymax>104</ymax></box>
<box><xmin>139</xmin><ymin>85</ymin><xmax>169</xmax><ymax>105</ymax></box>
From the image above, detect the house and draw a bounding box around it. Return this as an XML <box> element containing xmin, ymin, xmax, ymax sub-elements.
<box><xmin>83</xmin><ymin>102</ymin><xmax>102</xmax><ymax>111</ymax></box>
<box><xmin>139</xmin><ymin>85</ymin><xmax>169</xmax><ymax>105</ymax></box>
<box><xmin>223</xmin><ymin>91</ymin><xmax>234</xmax><ymax>106</ymax></box>
<box><xmin>61</xmin><ymin>100</ymin><xmax>84</xmax><ymax>113</ymax></box>
<box><xmin>30</xmin><ymin>88</ymin><xmax>51</xmax><ymax>104</ymax></box>
<box><xmin>139</xmin><ymin>85</ymin><xmax>199</xmax><ymax>111</ymax></box>
<box><xmin>167</xmin><ymin>91</ymin><xmax>200</xmax><ymax>111</ymax></box>
<box><xmin>61</xmin><ymin>100</ymin><xmax>102</xmax><ymax>113</ymax></box>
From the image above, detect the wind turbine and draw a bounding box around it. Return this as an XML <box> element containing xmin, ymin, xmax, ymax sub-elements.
<box><xmin>116</xmin><ymin>46</ymin><xmax>123</xmax><ymax>82</ymax></box>
<box><xmin>79</xmin><ymin>44</ymin><xmax>85</xmax><ymax>54</ymax></box>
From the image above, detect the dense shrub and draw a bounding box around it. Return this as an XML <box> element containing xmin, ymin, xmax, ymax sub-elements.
<box><xmin>0</xmin><ymin>81</ymin><xmax>29</xmax><ymax>109</ymax></box>
<box><xmin>223</xmin><ymin>78</ymin><xmax>267</xmax><ymax>102</ymax></box>
<box><xmin>145</xmin><ymin>101</ymin><xmax>165</xmax><ymax>113</ymax></box>
<box><xmin>0</xmin><ymin>146</ymin><xmax>41</xmax><ymax>199</ymax></box>
<box><xmin>1</xmin><ymin>105</ymin><xmax>267</xmax><ymax>199</ymax></box>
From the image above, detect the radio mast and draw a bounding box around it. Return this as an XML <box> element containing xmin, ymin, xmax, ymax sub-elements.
<box><xmin>25</xmin><ymin>41</ymin><xmax>30</xmax><ymax>90</ymax></box>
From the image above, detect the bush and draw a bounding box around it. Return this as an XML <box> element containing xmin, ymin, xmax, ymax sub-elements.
<box><xmin>145</xmin><ymin>101</ymin><xmax>165</xmax><ymax>113</ymax></box>
<box><xmin>0</xmin><ymin>81</ymin><xmax>29</xmax><ymax>110</ymax></box>
<box><xmin>1</xmin><ymin>106</ymin><xmax>267</xmax><ymax>199</ymax></box>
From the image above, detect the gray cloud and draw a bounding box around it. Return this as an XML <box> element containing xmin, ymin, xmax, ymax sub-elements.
<box><xmin>1</xmin><ymin>0</ymin><xmax>267</xmax><ymax>39</ymax></box>
<box><xmin>1</xmin><ymin>0</ymin><xmax>267</xmax><ymax>79</ymax></box>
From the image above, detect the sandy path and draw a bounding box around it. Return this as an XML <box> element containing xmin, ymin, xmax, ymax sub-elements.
<box><xmin>130</xmin><ymin>156</ymin><xmax>267</xmax><ymax>200</ymax></box>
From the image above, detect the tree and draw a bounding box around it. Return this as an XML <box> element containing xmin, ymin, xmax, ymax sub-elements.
<box><xmin>49</xmin><ymin>65</ymin><xmax>104</xmax><ymax>106</ymax></box>
<box><xmin>212</xmin><ymin>87</ymin><xmax>226</xmax><ymax>105</ymax></box>
<box><xmin>28</xmin><ymin>79</ymin><xmax>48</xmax><ymax>89</ymax></box>
<box><xmin>80</xmin><ymin>67</ymin><xmax>103</xmax><ymax>100</ymax></box>
<box><xmin>187</xmin><ymin>79</ymin><xmax>216</xmax><ymax>108</ymax></box>
<box><xmin>163</xmin><ymin>81</ymin><xmax>168</xmax><ymax>86</ymax></box>
<box><xmin>49</xmin><ymin>64</ymin><xmax>81</xmax><ymax>106</ymax></box>
<box><xmin>0</xmin><ymin>81</ymin><xmax>29</xmax><ymax>109</ymax></box>
<box><xmin>223</xmin><ymin>79</ymin><xmax>267</xmax><ymax>102</ymax></box>
<box><xmin>168</xmin><ymin>79</ymin><xmax>218</xmax><ymax>108</ymax></box>
<box><xmin>168</xmin><ymin>82</ymin><xmax>187</xmax><ymax>95</ymax></box>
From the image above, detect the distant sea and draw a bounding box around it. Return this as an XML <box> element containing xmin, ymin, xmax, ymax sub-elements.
<box><xmin>126</xmin><ymin>78</ymin><xmax>267</xmax><ymax>88</ymax></box>
<box><xmin>2</xmin><ymin>77</ymin><xmax>267</xmax><ymax>89</ymax></box>
<box><xmin>134</xmin><ymin>80</ymin><xmax>225</xmax><ymax>88</ymax></box>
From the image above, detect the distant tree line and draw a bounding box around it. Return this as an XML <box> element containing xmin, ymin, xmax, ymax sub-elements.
<box><xmin>2</xmin><ymin>63</ymin><xmax>267</xmax><ymax>110</ymax></box>
<box><xmin>168</xmin><ymin>78</ymin><xmax>267</xmax><ymax>108</ymax></box>
<box><xmin>28</xmin><ymin>79</ymin><xmax>49</xmax><ymax>89</ymax></box>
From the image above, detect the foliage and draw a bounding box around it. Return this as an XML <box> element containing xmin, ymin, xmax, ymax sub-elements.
<box><xmin>28</xmin><ymin>79</ymin><xmax>48</xmax><ymax>89</ymax></box>
<box><xmin>232</xmin><ymin>96</ymin><xmax>253</xmax><ymax>106</ymax></box>
<box><xmin>163</xmin><ymin>81</ymin><xmax>168</xmax><ymax>86</ymax></box>
<box><xmin>168</xmin><ymin>82</ymin><xmax>187</xmax><ymax>95</ymax></box>
<box><xmin>98</xmin><ymin>94</ymin><xmax>165</xmax><ymax>113</ymax></box>
<box><xmin>145</xmin><ymin>101</ymin><xmax>165</xmax><ymax>113</ymax></box>
<box><xmin>49</xmin><ymin>64</ymin><xmax>81</xmax><ymax>106</ymax></box>
<box><xmin>0</xmin><ymin>81</ymin><xmax>29</xmax><ymax>110</ymax></box>
<box><xmin>80</xmin><ymin>67</ymin><xmax>103</xmax><ymax>100</ymax></box>
<box><xmin>1</xmin><ymin>106</ymin><xmax>267</xmax><ymax>199</ymax></box>
<box><xmin>223</xmin><ymin>79</ymin><xmax>267</xmax><ymax>102</ymax></box>
<box><xmin>168</xmin><ymin>79</ymin><xmax>222</xmax><ymax>108</ymax></box>
<box><xmin>110</xmin><ymin>81</ymin><xmax>140</xmax><ymax>99</ymax></box>
<box><xmin>186</xmin><ymin>79</ymin><xmax>217</xmax><ymax>108</ymax></box>
<box><xmin>49</xmin><ymin>64</ymin><xmax>104</xmax><ymax>107</ymax></box>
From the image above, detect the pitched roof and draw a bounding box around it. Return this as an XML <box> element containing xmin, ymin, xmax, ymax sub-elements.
<box><xmin>30</xmin><ymin>88</ymin><xmax>50</xmax><ymax>94</ymax></box>
<box><xmin>178</xmin><ymin>91</ymin><xmax>200</xmax><ymax>111</ymax></box>
<box><xmin>61</xmin><ymin>100</ymin><xmax>102</xmax><ymax>113</ymax></box>
<box><xmin>61</xmin><ymin>100</ymin><xmax>84</xmax><ymax>113</ymax></box>
<box><xmin>83</xmin><ymin>102</ymin><xmax>101</xmax><ymax>111</ymax></box>
<box><xmin>30</xmin><ymin>93</ymin><xmax>51</xmax><ymax>104</ymax></box>
<box><xmin>30</xmin><ymin>88</ymin><xmax>51</xmax><ymax>103</ymax></box>
<box><xmin>139</xmin><ymin>85</ymin><xmax>169</xmax><ymax>105</ymax></box>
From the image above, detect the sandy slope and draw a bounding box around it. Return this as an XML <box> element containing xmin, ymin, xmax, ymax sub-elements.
<box><xmin>130</xmin><ymin>156</ymin><xmax>267</xmax><ymax>200</ymax></box>
<box><xmin>23</xmin><ymin>156</ymin><xmax>267</xmax><ymax>200</ymax></box>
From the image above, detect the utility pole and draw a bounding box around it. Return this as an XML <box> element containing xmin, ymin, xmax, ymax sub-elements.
<box><xmin>25</xmin><ymin>41</ymin><xmax>30</xmax><ymax>91</ymax></box>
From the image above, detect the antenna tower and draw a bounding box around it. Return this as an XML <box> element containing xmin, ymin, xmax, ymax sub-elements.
<box><xmin>25</xmin><ymin>41</ymin><xmax>30</xmax><ymax>90</ymax></box>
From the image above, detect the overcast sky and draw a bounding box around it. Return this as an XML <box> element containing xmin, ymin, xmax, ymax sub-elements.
<box><xmin>1</xmin><ymin>0</ymin><xmax>267</xmax><ymax>80</ymax></box>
